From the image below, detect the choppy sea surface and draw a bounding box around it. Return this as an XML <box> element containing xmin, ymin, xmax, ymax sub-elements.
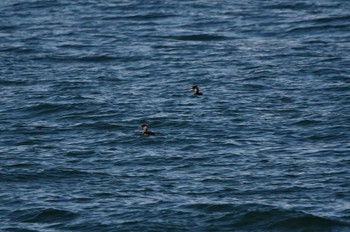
<box><xmin>1</xmin><ymin>0</ymin><xmax>350</xmax><ymax>231</ymax></box>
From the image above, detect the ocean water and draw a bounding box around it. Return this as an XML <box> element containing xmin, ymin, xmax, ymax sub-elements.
<box><xmin>1</xmin><ymin>0</ymin><xmax>350</xmax><ymax>231</ymax></box>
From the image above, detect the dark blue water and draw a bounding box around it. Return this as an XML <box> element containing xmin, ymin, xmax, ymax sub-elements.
<box><xmin>1</xmin><ymin>0</ymin><xmax>350</xmax><ymax>231</ymax></box>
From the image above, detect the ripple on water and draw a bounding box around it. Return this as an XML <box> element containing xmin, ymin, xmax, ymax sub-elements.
<box><xmin>9</xmin><ymin>208</ymin><xmax>77</xmax><ymax>223</ymax></box>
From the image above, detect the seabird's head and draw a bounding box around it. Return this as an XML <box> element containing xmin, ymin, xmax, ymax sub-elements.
<box><xmin>191</xmin><ymin>86</ymin><xmax>199</xmax><ymax>92</ymax></box>
<box><xmin>140</xmin><ymin>124</ymin><xmax>148</xmax><ymax>131</ymax></box>
<box><xmin>191</xmin><ymin>85</ymin><xmax>203</xmax><ymax>95</ymax></box>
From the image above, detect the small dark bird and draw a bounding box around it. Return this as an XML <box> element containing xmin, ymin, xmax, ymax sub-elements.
<box><xmin>191</xmin><ymin>86</ymin><xmax>203</xmax><ymax>95</ymax></box>
<box><xmin>140</xmin><ymin>124</ymin><xmax>156</xmax><ymax>136</ymax></box>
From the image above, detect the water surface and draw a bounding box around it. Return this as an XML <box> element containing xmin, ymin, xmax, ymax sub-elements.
<box><xmin>1</xmin><ymin>0</ymin><xmax>350</xmax><ymax>231</ymax></box>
